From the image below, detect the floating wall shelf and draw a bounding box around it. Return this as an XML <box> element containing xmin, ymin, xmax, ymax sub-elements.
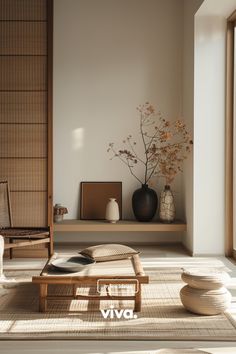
<box><xmin>54</xmin><ymin>220</ymin><xmax>187</xmax><ymax>232</ymax></box>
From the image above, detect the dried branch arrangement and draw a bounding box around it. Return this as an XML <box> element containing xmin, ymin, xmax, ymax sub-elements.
<box><xmin>107</xmin><ymin>102</ymin><xmax>193</xmax><ymax>185</ymax></box>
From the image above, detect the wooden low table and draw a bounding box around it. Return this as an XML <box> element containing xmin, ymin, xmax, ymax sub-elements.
<box><xmin>32</xmin><ymin>253</ymin><xmax>149</xmax><ymax>312</ymax></box>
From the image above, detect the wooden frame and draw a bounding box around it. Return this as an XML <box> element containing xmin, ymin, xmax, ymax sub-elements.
<box><xmin>225</xmin><ymin>11</ymin><xmax>236</xmax><ymax>256</ymax></box>
<box><xmin>80</xmin><ymin>182</ymin><xmax>122</xmax><ymax>220</ymax></box>
<box><xmin>47</xmin><ymin>0</ymin><xmax>54</xmax><ymax>256</ymax></box>
<box><xmin>32</xmin><ymin>253</ymin><xmax>149</xmax><ymax>313</ymax></box>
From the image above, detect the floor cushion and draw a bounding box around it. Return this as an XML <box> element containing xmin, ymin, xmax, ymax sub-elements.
<box><xmin>180</xmin><ymin>268</ymin><xmax>231</xmax><ymax>315</ymax></box>
<box><xmin>80</xmin><ymin>243</ymin><xmax>139</xmax><ymax>262</ymax></box>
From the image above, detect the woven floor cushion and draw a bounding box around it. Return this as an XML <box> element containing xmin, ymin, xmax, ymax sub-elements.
<box><xmin>180</xmin><ymin>285</ymin><xmax>231</xmax><ymax>315</ymax></box>
<box><xmin>181</xmin><ymin>268</ymin><xmax>231</xmax><ymax>290</ymax></box>
<box><xmin>180</xmin><ymin>268</ymin><xmax>232</xmax><ymax>315</ymax></box>
<box><xmin>80</xmin><ymin>243</ymin><xmax>139</xmax><ymax>262</ymax></box>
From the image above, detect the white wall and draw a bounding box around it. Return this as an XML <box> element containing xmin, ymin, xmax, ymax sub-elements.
<box><xmin>182</xmin><ymin>0</ymin><xmax>204</xmax><ymax>253</ymax></box>
<box><xmin>54</xmin><ymin>0</ymin><xmax>236</xmax><ymax>251</ymax></box>
<box><xmin>53</xmin><ymin>0</ymin><xmax>185</xmax><ymax>243</ymax></box>
<box><xmin>193</xmin><ymin>0</ymin><xmax>236</xmax><ymax>255</ymax></box>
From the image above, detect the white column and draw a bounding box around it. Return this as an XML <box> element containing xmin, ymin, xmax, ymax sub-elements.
<box><xmin>0</xmin><ymin>236</ymin><xmax>4</xmax><ymax>279</ymax></box>
<box><xmin>0</xmin><ymin>236</ymin><xmax>16</xmax><ymax>285</ymax></box>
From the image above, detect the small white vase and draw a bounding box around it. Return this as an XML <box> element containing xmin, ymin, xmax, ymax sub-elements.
<box><xmin>105</xmin><ymin>198</ymin><xmax>120</xmax><ymax>223</ymax></box>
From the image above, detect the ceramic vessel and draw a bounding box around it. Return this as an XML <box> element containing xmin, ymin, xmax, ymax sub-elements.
<box><xmin>105</xmin><ymin>198</ymin><xmax>120</xmax><ymax>223</ymax></box>
<box><xmin>159</xmin><ymin>185</ymin><xmax>175</xmax><ymax>223</ymax></box>
<box><xmin>132</xmin><ymin>184</ymin><xmax>158</xmax><ymax>222</ymax></box>
<box><xmin>53</xmin><ymin>203</ymin><xmax>68</xmax><ymax>223</ymax></box>
<box><xmin>54</xmin><ymin>214</ymin><xmax>64</xmax><ymax>222</ymax></box>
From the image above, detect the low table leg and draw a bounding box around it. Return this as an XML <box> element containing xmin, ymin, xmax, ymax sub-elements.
<box><xmin>134</xmin><ymin>284</ymin><xmax>141</xmax><ymax>312</ymax></box>
<box><xmin>39</xmin><ymin>284</ymin><xmax>48</xmax><ymax>312</ymax></box>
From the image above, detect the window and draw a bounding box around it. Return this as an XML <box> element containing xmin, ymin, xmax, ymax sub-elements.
<box><xmin>226</xmin><ymin>11</ymin><xmax>236</xmax><ymax>257</ymax></box>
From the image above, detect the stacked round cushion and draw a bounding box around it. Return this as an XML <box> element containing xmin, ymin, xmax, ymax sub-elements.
<box><xmin>180</xmin><ymin>268</ymin><xmax>231</xmax><ymax>315</ymax></box>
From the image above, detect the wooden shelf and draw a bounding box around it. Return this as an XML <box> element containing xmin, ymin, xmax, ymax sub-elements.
<box><xmin>54</xmin><ymin>220</ymin><xmax>187</xmax><ymax>232</ymax></box>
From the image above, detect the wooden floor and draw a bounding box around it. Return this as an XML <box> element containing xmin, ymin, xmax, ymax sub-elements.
<box><xmin>2</xmin><ymin>244</ymin><xmax>236</xmax><ymax>353</ymax></box>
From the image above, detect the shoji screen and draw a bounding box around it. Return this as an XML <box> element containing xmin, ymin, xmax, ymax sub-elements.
<box><xmin>0</xmin><ymin>0</ymin><xmax>52</xmax><ymax>228</ymax></box>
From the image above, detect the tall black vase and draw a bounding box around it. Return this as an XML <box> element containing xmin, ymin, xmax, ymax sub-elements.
<box><xmin>132</xmin><ymin>184</ymin><xmax>158</xmax><ymax>222</ymax></box>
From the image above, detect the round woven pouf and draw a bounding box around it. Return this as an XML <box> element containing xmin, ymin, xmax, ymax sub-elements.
<box><xmin>180</xmin><ymin>268</ymin><xmax>231</xmax><ymax>315</ymax></box>
<box><xmin>181</xmin><ymin>268</ymin><xmax>231</xmax><ymax>290</ymax></box>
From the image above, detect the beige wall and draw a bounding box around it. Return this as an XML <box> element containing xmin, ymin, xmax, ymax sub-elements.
<box><xmin>53</xmin><ymin>0</ymin><xmax>185</xmax><ymax>242</ymax></box>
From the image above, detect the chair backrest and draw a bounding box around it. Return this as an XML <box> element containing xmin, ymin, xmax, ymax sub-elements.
<box><xmin>0</xmin><ymin>181</ymin><xmax>13</xmax><ymax>228</ymax></box>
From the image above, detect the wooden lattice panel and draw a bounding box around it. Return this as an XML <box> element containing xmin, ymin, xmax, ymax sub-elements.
<box><xmin>0</xmin><ymin>92</ymin><xmax>47</xmax><ymax>123</ymax></box>
<box><xmin>0</xmin><ymin>124</ymin><xmax>47</xmax><ymax>158</ymax></box>
<box><xmin>0</xmin><ymin>159</ymin><xmax>47</xmax><ymax>191</ymax></box>
<box><xmin>0</xmin><ymin>0</ymin><xmax>47</xmax><ymax>21</ymax></box>
<box><xmin>11</xmin><ymin>191</ymin><xmax>47</xmax><ymax>227</ymax></box>
<box><xmin>0</xmin><ymin>22</ymin><xmax>47</xmax><ymax>55</ymax></box>
<box><xmin>0</xmin><ymin>56</ymin><xmax>47</xmax><ymax>91</ymax></box>
<box><xmin>0</xmin><ymin>0</ymin><xmax>52</xmax><ymax>252</ymax></box>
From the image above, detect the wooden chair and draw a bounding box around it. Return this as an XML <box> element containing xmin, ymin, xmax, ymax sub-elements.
<box><xmin>0</xmin><ymin>181</ymin><xmax>51</xmax><ymax>259</ymax></box>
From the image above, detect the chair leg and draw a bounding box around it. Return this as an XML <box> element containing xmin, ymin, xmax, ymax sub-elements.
<box><xmin>9</xmin><ymin>239</ymin><xmax>13</xmax><ymax>259</ymax></box>
<box><xmin>47</xmin><ymin>242</ymin><xmax>51</xmax><ymax>259</ymax></box>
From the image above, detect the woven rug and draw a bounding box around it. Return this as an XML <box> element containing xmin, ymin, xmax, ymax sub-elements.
<box><xmin>155</xmin><ymin>351</ymin><xmax>209</xmax><ymax>354</ymax></box>
<box><xmin>0</xmin><ymin>265</ymin><xmax>236</xmax><ymax>340</ymax></box>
